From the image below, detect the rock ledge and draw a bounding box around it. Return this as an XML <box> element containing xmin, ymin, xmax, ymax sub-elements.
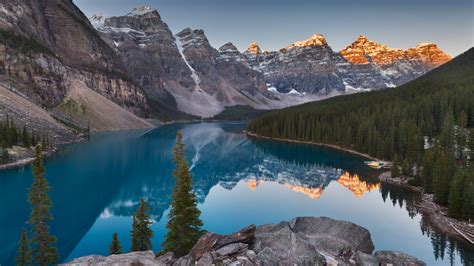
<box><xmin>63</xmin><ymin>217</ymin><xmax>425</xmax><ymax>266</ymax></box>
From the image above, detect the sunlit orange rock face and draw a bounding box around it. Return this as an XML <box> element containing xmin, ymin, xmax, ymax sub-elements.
<box><xmin>283</xmin><ymin>184</ymin><xmax>324</xmax><ymax>199</ymax></box>
<box><xmin>337</xmin><ymin>172</ymin><xmax>380</xmax><ymax>197</ymax></box>
<box><xmin>247</xmin><ymin>179</ymin><xmax>260</xmax><ymax>190</ymax></box>
<box><xmin>340</xmin><ymin>35</ymin><xmax>451</xmax><ymax>67</ymax></box>
<box><xmin>286</xmin><ymin>34</ymin><xmax>328</xmax><ymax>49</ymax></box>
<box><xmin>246</xmin><ymin>42</ymin><xmax>262</xmax><ymax>54</ymax></box>
<box><xmin>407</xmin><ymin>43</ymin><xmax>452</xmax><ymax>67</ymax></box>
<box><xmin>246</xmin><ymin>178</ymin><xmax>324</xmax><ymax>199</ymax></box>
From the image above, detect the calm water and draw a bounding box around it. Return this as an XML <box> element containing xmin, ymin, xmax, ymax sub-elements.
<box><xmin>0</xmin><ymin>122</ymin><xmax>473</xmax><ymax>265</ymax></box>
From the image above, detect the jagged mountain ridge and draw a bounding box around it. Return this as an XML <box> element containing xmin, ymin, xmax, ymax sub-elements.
<box><xmin>0</xmin><ymin>1</ymin><xmax>452</xmax><ymax>135</ymax></box>
<box><xmin>91</xmin><ymin>6</ymin><xmax>452</xmax><ymax>118</ymax></box>
<box><xmin>243</xmin><ymin>34</ymin><xmax>451</xmax><ymax>94</ymax></box>
<box><xmin>92</xmin><ymin>9</ymin><xmax>315</xmax><ymax>118</ymax></box>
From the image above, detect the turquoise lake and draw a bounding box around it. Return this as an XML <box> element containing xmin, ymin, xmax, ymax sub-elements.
<box><xmin>0</xmin><ymin>122</ymin><xmax>473</xmax><ymax>265</ymax></box>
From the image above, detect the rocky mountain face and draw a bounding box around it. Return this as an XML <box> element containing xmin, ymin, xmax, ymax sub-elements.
<box><xmin>0</xmin><ymin>2</ymin><xmax>452</xmax><ymax>135</ymax></box>
<box><xmin>92</xmin><ymin>8</ymin><xmax>299</xmax><ymax>118</ymax></box>
<box><xmin>91</xmin><ymin>7</ymin><xmax>284</xmax><ymax>117</ymax></box>
<box><xmin>0</xmin><ymin>0</ymin><xmax>152</xmax><ymax>134</ymax></box>
<box><xmin>64</xmin><ymin>217</ymin><xmax>426</xmax><ymax>265</ymax></box>
<box><xmin>243</xmin><ymin>34</ymin><xmax>451</xmax><ymax>94</ymax></box>
<box><xmin>90</xmin><ymin>7</ymin><xmax>197</xmax><ymax>120</ymax></box>
<box><xmin>244</xmin><ymin>34</ymin><xmax>347</xmax><ymax>95</ymax></box>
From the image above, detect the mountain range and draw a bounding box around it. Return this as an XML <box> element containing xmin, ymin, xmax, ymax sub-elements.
<box><xmin>0</xmin><ymin>1</ymin><xmax>451</xmax><ymax>142</ymax></box>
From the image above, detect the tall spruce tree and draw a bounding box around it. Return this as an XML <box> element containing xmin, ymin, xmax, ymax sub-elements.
<box><xmin>421</xmin><ymin>150</ymin><xmax>435</xmax><ymax>193</ymax></box>
<box><xmin>448</xmin><ymin>170</ymin><xmax>465</xmax><ymax>218</ymax></box>
<box><xmin>41</xmin><ymin>133</ymin><xmax>47</xmax><ymax>150</ymax></box>
<box><xmin>462</xmin><ymin>173</ymin><xmax>474</xmax><ymax>220</ymax></box>
<box><xmin>401</xmin><ymin>159</ymin><xmax>412</xmax><ymax>176</ymax></box>
<box><xmin>31</xmin><ymin>131</ymin><xmax>36</xmax><ymax>147</ymax></box>
<box><xmin>16</xmin><ymin>227</ymin><xmax>32</xmax><ymax>266</ymax></box>
<box><xmin>432</xmin><ymin>150</ymin><xmax>455</xmax><ymax>205</ymax></box>
<box><xmin>163</xmin><ymin>131</ymin><xmax>204</xmax><ymax>257</ymax></box>
<box><xmin>440</xmin><ymin>111</ymin><xmax>455</xmax><ymax>151</ymax></box>
<box><xmin>22</xmin><ymin>126</ymin><xmax>30</xmax><ymax>147</ymax></box>
<box><xmin>130</xmin><ymin>198</ymin><xmax>153</xmax><ymax>252</ymax></box>
<box><xmin>469</xmin><ymin>129</ymin><xmax>474</xmax><ymax>166</ymax></box>
<box><xmin>391</xmin><ymin>155</ymin><xmax>400</xmax><ymax>178</ymax></box>
<box><xmin>28</xmin><ymin>145</ymin><xmax>58</xmax><ymax>265</ymax></box>
<box><xmin>109</xmin><ymin>232</ymin><xmax>122</xmax><ymax>255</ymax></box>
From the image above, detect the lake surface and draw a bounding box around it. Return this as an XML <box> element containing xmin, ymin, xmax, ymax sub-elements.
<box><xmin>0</xmin><ymin>122</ymin><xmax>473</xmax><ymax>265</ymax></box>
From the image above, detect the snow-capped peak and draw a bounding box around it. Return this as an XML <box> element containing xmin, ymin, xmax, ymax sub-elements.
<box><xmin>246</xmin><ymin>42</ymin><xmax>262</xmax><ymax>54</ymax></box>
<box><xmin>287</xmin><ymin>34</ymin><xmax>328</xmax><ymax>49</ymax></box>
<box><xmin>127</xmin><ymin>6</ymin><xmax>155</xmax><ymax>16</ymax></box>
<box><xmin>89</xmin><ymin>13</ymin><xmax>107</xmax><ymax>29</ymax></box>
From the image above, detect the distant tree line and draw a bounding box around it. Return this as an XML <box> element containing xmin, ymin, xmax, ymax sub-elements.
<box><xmin>247</xmin><ymin>48</ymin><xmax>474</xmax><ymax>220</ymax></box>
<box><xmin>0</xmin><ymin>114</ymin><xmax>51</xmax><ymax>164</ymax></box>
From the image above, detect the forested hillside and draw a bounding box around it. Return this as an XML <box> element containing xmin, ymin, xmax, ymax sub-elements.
<box><xmin>0</xmin><ymin>114</ymin><xmax>51</xmax><ymax>163</ymax></box>
<box><xmin>247</xmin><ymin>48</ymin><xmax>474</xmax><ymax>219</ymax></box>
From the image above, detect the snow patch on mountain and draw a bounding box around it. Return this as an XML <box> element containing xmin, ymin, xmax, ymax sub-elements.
<box><xmin>267</xmin><ymin>87</ymin><xmax>278</xmax><ymax>93</ymax></box>
<box><xmin>343</xmin><ymin>80</ymin><xmax>369</xmax><ymax>92</ymax></box>
<box><xmin>127</xmin><ymin>6</ymin><xmax>154</xmax><ymax>16</ymax></box>
<box><xmin>89</xmin><ymin>13</ymin><xmax>107</xmax><ymax>29</ymax></box>
<box><xmin>287</xmin><ymin>89</ymin><xmax>304</xmax><ymax>95</ymax></box>
<box><xmin>175</xmin><ymin>35</ymin><xmax>202</xmax><ymax>92</ymax></box>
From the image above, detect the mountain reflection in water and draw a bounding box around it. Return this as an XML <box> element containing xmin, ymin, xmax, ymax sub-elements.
<box><xmin>245</xmin><ymin>172</ymin><xmax>380</xmax><ymax>200</ymax></box>
<box><xmin>337</xmin><ymin>172</ymin><xmax>381</xmax><ymax>197</ymax></box>
<box><xmin>0</xmin><ymin>122</ymin><xmax>472</xmax><ymax>265</ymax></box>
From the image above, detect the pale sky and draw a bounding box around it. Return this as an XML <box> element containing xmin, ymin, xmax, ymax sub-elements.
<box><xmin>74</xmin><ymin>0</ymin><xmax>473</xmax><ymax>56</ymax></box>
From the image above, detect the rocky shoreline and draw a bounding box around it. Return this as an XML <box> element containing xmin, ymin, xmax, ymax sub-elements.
<box><xmin>0</xmin><ymin>134</ymin><xmax>87</xmax><ymax>171</ymax></box>
<box><xmin>245</xmin><ymin>131</ymin><xmax>384</xmax><ymax>162</ymax></box>
<box><xmin>379</xmin><ymin>172</ymin><xmax>474</xmax><ymax>245</ymax></box>
<box><xmin>64</xmin><ymin>216</ymin><xmax>425</xmax><ymax>266</ymax></box>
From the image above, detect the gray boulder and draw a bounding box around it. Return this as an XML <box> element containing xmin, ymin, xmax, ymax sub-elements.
<box><xmin>253</xmin><ymin>216</ymin><xmax>374</xmax><ymax>264</ymax></box>
<box><xmin>374</xmin><ymin>250</ymin><xmax>426</xmax><ymax>266</ymax></box>
<box><xmin>63</xmin><ymin>251</ymin><xmax>161</xmax><ymax>266</ymax></box>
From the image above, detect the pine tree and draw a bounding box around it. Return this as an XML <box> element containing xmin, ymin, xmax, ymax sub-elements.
<box><xmin>28</xmin><ymin>145</ymin><xmax>58</xmax><ymax>265</ymax></box>
<box><xmin>421</xmin><ymin>150</ymin><xmax>434</xmax><ymax>193</ymax></box>
<box><xmin>469</xmin><ymin>129</ymin><xmax>474</xmax><ymax>166</ymax></box>
<box><xmin>462</xmin><ymin>169</ymin><xmax>474</xmax><ymax>220</ymax></box>
<box><xmin>130</xmin><ymin>198</ymin><xmax>153</xmax><ymax>252</ymax></box>
<box><xmin>440</xmin><ymin>111</ymin><xmax>454</xmax><ymax>151</ymax></box>
<box><xmin>433</xmin><ymin>150</ymin><xmax>455</xmax><ymax>205</ymax></box>
<box><xmin>41</xmin><ymin>133</ymin><xmax>47</xmax><ymax>150</ymax></box>
<box><xmin>457</xmin><ymin>110</ymin><xmax>468</xmax><ymax>128</ymax></box>
<box><xmin>391</xmin><ymin>155</ymin><xmax>400</xmax><ymax>178</ymax></box>
<box><xmin>401</xmin><ymin>159</ymin><xmax>412</xmax><ymax>176</ymax></box>
<box><xmin>130</xmin><ymin>214</ymin><xmax>138</xmax><ymax>251</ymax></box>
<box><xmin>22</xmin><ymin>126</ymin><xmax>30</xmax><ymax>147</ymax></box>
<box><xmin>448</xmin><ymin>170</ymin><xmax>465</xmax><ymax>218</ymax></box>
<box><xmin>16</xmin><ymin>227</ymin><xmax>32</xmax><ymax>266</ymax></box>
<box><xmin>163</xmin><ymin>131</ymin><xmax>204</xmax><ymax>257</ymax></box>
<box><xmin>109</xmin><ymin>232</ymin><xmax>122</xmax><ymax>255</ymax></box>
<box><xmin>31</xmin><ymin>131</ymin><xmax>36</xmax><ymax>147</ymax></box>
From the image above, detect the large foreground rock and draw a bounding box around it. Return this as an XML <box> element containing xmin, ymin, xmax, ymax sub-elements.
<box><xmin>64</xmin><ymin>251</ymin><xmax>159</xmax><ymax>266</ymax></box>
<box><xmin>252</xmin><ymin>216</ymin><xmax>374</xmax><ymax>264</ymax></box>
<box><xmin>63</xmin><ymin>217</ymin><xmax>425</xmax><ymax>266</ymax></box>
